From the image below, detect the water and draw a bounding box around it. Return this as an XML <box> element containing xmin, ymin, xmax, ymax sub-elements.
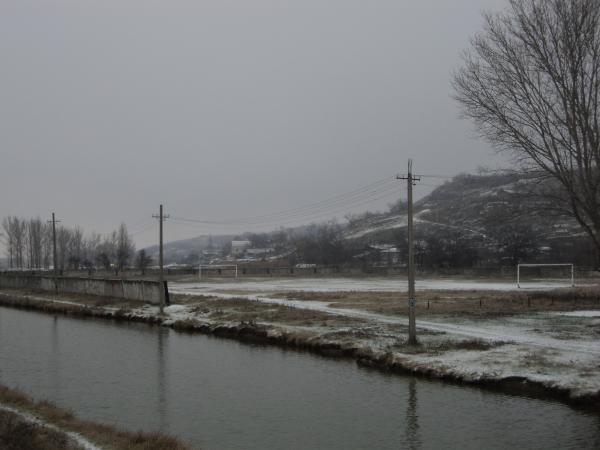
<box><xmin>0</xmin><ymin>306</ymin><xmax>598</xmax><ymax>449</ymax></box>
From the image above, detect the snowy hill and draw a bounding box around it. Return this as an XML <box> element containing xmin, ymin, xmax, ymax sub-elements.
<box><xmin>151</xmin><ymin>172</ymin><xmax>595</xmax><ymax>266</ymax></box>
<box><xmin>344</xmin><ymin>172</ymin><xmax>582</xmax><ymax>243</ymax></box>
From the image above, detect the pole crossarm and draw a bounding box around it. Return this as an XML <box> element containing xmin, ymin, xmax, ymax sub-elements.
<box><xmin>396</xmin><ymin>175</ymin><xmax>422</xmax><ymax>183</ymax></box>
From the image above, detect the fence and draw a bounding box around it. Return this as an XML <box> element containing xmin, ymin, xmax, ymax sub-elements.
<box><xmin>0</xmin><ymin>273</ymin><xmax>166</xmax><ymax>305</ymax></box>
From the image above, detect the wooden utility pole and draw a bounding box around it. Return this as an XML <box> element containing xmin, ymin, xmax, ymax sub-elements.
<box><xmin>48</xmin><ymin>213</ymin><xmax>61</xmax><ymax>294</ymax></box>
<box><xmin>153</xmin><ymin>205</ymin><xmax>169</xmax><ymax>313</ymax></box>
<box><xmin>398</xmin><ymin>160</ymin><xmax>420</xmax><ymax>345</ymax></box>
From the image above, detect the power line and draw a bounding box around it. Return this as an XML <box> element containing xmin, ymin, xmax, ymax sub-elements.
<box><xmin>94</xmin><ymin>217</ymin><xmax>155</xmax><ymax>239</ymax></box>
<box><xmin>171</xmin><ymin>175</ymin><xmax>399</xmax><ymax>226</ymax></box>
<box><xmin>172</xmin><ymin>179</ymin><xmax>397</xmax><ymax>225</ymax></box>
<box><xmin>130</xmin><ymin>221</ymin><xmax>157</xmax><ymax>235</ymax></box>
<box><xmin>417</xmin><ymin>174</ymin><xmax>455</xmax><ymax>179</ymax></box>
<box><xmin>171</xmin><ymin>186</ymin><xmax>400</xmax><ymax>229</ymax></box>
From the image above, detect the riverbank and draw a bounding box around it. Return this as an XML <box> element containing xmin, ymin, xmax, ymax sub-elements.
<box><xmin>0</xmin><ymin>384</ymin><xmax>190</xmax><ymax>450</ymax></box>
<box><xmin>0</xmin><ymin>287</ymin><xmax>599</xmax><ymax>411</ymax></box>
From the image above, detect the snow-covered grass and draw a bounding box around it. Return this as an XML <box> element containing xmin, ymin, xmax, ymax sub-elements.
<box><xmin>554</xmin><ymin>310</ymin><xmax>600</xmax><ymax>317</ymax></box>
<box><xmin>171</xmin><ymin>277</ymin><xmax>578</xmax><ymax>294</ymax></box>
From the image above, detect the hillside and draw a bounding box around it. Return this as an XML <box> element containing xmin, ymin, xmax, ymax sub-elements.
<box><xmin>152</xmin><ymin>172</ymin><xmax>596</xmax><ymax>267</ymax></box>
<box><xmin>145</xmin><ymin>234</ymin><xmax>234</xmax><ymax>264</ymax></box>
<box><xmin>345</xmin><ymin>172</ymin><xmax>581</xmax><ymax>242</ymax></box>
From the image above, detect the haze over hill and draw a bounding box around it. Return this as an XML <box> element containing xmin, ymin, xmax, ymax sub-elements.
<box><xmin>150</xmin><ymin>171</ymin><xmax>595</xmax><ymax>267</ymax></box>
<box><xmin>0</xmin><ymin>0</ymin><xmax>508</xmax><ymax>250</ymax></box>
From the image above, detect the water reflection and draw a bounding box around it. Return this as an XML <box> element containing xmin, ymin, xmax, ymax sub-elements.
<box><xmin>0</xmin><ymin>306</ymin><xmax>598</xmax><ymax>450</ymax></box>
<box><xmin>157</xmin><ymin>327</ymin><xmax>168</xmax><ymax>431</ymax></box>
<box><xmin>50</xmin><ymin>315</ymin><xmax>61</xmax><ymax>395</ymax></box>
<box><xmin>405</xmin><ymin>378</ymin><xmax>421</xmax><ymax>450</ymax></box>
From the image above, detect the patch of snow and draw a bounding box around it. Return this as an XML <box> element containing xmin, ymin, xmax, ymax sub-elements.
<box><xmin>170</xmin><ymin>283</ymin><xmax>600</xmax><ymax>358</ymax></box>
<box><xmin>554</xmin><ymin>310</ymin><xmax>600</xmax><ymax>318</ymax></box>
<box><xmin>345</xmin><ymin>215</ymin><xmax>407</xmax><ymax>239</ymax></box>
<box><xmin>164</xmin><ymin>304</ymin><xmax>188</xmax><ymax>314</ymax></box>
<box><xmin>171</xmin><ymin>278</ymin><xmax>578</xmax><ymax>294</ymax></box>
<box><xmin>407</xmin><ymin>344</ymin><xmax>600</xmax><ymax>397</ymax></box>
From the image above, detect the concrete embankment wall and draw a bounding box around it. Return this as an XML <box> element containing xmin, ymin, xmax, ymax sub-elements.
<box><xmin>0</xmin><ymin>274</ymin><xmax>165</xmax><ymax>305</ymax></box>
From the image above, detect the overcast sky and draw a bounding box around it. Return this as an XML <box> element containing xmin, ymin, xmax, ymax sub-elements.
<box><xmin>1</xmin><ymin>0</ymin><xmax>509</xmax><ymax>248</ymax></box>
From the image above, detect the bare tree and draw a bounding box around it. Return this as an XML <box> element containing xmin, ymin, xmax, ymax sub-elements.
<box><xmin>56</xmin><ymin>226</ymin><xmax>71</xmax><ymax>273</ymax></box>
<box><xmin>116</xmin><ymin>223</ymin><xmax>135</xmax><ymax>273</ymax></box>
<box><xmin>2</xmin><ymin>217</ymin><xmax>15</xmax><ymax>268</ymax></box>
<box><xmin>26</xmin><ymin>217</ymin><xmax>43</xmax><ymax>269</ymax></box>
<box><xmin>68</xmin><ymin>226</ymin><xmax>84</xmax><ymax>269</ymax></box>
<box><xmin>453</xmin><ymin>0</ymin><xmax>600</xmax><ymax>262</ymax></box>
<box><xmin>3</xmin><ymin>217</ymin><xmax>26</xmax><ymax>268</ymax></box>
<box><xmin>96</xmin><ymin>232</ymin><xmax>116</xmax><ymax>271</ymax></box>
<box><xmin>82</xmin><ymin>232</ymin><xmax>101</xmax><ymax>272</ymax></box>
<box><xmin>2</xmin><ymin>215</ymin><xmax>143</xmax><ymax>273</ymax></box>
<box><xmin>41</xmin><ymin>222</ymin><xmax>53</xmax><ymax>269</ymax></box>
<box><xmin>135</xmin><ymin>249</ymin><xmax>153</xmax><ymax>275</ymax></box>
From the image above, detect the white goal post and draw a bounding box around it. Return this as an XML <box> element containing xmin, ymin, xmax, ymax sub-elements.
<box><xmin>517</xmin><ymin>263</ymin><xmax>574</xmax><ymax>288</ymax></box>
<box><xmin>198</xmin><ymin>264</ymin><xmax>238</xmax><ymax>279</ymax></box>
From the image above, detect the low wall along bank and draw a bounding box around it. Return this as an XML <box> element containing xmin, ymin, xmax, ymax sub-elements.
<box><xmin>0</xmin><ymin>274</ymin><xmax>165</xmax><ymax>305</ymax></box>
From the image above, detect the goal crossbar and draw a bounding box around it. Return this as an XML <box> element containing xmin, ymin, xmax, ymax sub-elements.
<box><xmin>517</xmin><ymin>263</ymin><xmax>574</xmax><ymax>288</ymax></box>
<box><xmin>198</xmin><ymin>264</ymin><xmax>238</xmax><ymax>279</ymax></box>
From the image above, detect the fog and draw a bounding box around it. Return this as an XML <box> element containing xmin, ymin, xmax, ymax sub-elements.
<box><xmin>0</xmin><ymin>0</ymin><xmax>508</xmax><ymax>248</ymax></box>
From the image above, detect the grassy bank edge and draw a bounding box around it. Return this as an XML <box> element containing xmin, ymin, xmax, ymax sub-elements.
<box><xmin>0</xmin><ymin>384</ymin><xmax>191</xmax><ymax>450</ymax></box>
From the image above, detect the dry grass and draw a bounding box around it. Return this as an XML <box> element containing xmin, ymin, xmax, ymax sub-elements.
<box><xmin>0</xmin><ymin>385</ymin><xmax>191</xmax><ymax>450</ymax></box>
<box><xmin>271</xmin><ymin>287</ymin><xmax>600</xmax><ymax>317</ymax></box>
<box><xmin>0</xmin><ymin>288</ymin><xmax>148</xmax><ymax>309</ymax></box>
<box><xmin>183</xmin><ymin>296</ymin><xmax>367</xmax><ymax>327</ymax></box>
<box><xmin>388</xmin><ymin>338</ymin><xmax>505</xmax><ymax>355</ymax></box>
<box><xmin>0</xmin><ymin>409</ymin><xmax>84</xmax><ymax>450</ymax></box>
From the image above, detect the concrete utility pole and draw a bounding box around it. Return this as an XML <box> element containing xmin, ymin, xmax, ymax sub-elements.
<box><xmin>398</xmin><ymin>160</ymin><xmax>420</xmax><ymax>345</ymax></box>
<box><xmin>48</xmin><ymin>213</ymin><xmax>61</xmax><ymax>294</ymax></box>
<box><xmin>152</xmin><ymin>205</ymin><xmax>169</xmax><ymax>314</ymax></box>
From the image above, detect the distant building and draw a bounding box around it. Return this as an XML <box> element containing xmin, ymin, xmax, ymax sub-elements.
<box><xmin>354</xmin><ymin>244</ymin><xmax>402</xmax><ymax>267</ymax></box>
<box><xmin>231</xmin><ymin>240</ymin><xmax>251</xmax><ymax>257</ymax></box>
<box><xmin>245</xmin><ymin>248</ymin><xmax>274</xmax><ymax>259</ymax></box>
<box><xmin>371</xmin><ymin>244</ymin><xmax>401</xmax><ymax>266</ymax></box>
<box><xmin>202</xmin><ymin>248</ymin><xmax>221</xmax><ymax>259</ymax></box>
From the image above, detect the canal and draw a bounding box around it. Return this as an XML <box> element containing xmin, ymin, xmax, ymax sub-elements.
<box><xmin>0</xmin><ymin>306</ymin><xmax>598</xmax><ymax>449</ymax></box>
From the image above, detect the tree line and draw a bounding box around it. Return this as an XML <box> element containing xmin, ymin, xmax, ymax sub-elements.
<box><xmin>1</xmin><ymin>216</ymin><xmax>135</xmax><ymax>273</ymax></box>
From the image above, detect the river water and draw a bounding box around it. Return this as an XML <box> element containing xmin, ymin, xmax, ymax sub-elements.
<box><xmin>0</xmin><ymin>306</ymin><xmax>598</xmax><ymax>449</ymax></box>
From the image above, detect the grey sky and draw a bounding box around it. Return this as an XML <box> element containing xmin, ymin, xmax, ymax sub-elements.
<box><xmin>1</xmin><ymin>0</ymin><xmax>508</xmax><ymax>248</ymax></box>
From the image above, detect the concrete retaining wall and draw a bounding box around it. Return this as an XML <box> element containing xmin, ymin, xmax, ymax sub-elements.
<box><xmin>0</xmin><ymin>274</ymin><xmax>165</xmax><ymax>305</ymax></box>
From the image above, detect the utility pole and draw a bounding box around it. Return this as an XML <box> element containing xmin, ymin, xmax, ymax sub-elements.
<box><xmin>152</xmin><ymin>205</ymin><xmax>169</xmax><ymax>314</ymax></box>
<box><xmin>398</xmin><ymin>160</ymin><xmax>420</xmax><ymax>345</ymax></box>
<box><xmin>47</xmin><ymin>213</ymin><xmax>61</xmax><ymax>294</ymax></box>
